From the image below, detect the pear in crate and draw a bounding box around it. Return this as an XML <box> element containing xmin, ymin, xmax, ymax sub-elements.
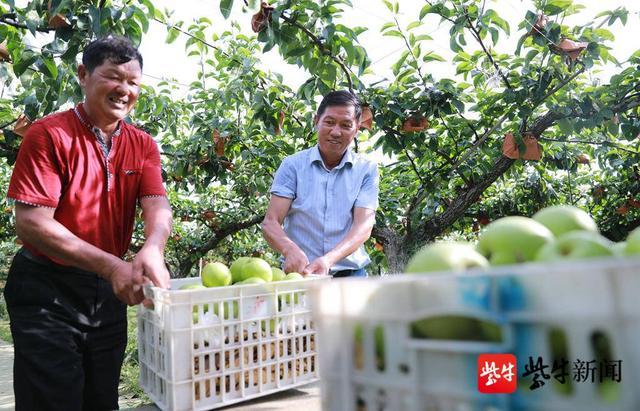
<box><xmin>239</xmin><ymin>277</ymin><xmax>267</xmax><ymax>285</ymax></box>
<box><xmin>405</xmin><ymin>242</ymin><xmax>488</xmax><ymax>273</ymax></box>
<box><xmin>532</xmin><ymin>205</ymin><xmax>598</xmax><ymax>236</ymax></box>
<box><xmin>477</xmin><ymin>216</ymin><xmax>554</xmax><ymax>265</ymax></box>
<box><xmin>212</xmin><ymin>300</ymin><xmax>239</xmax><ymax>320</ymax></box>
<box><xmin>411</xmin><ymin>315</ymin><xmax>484</xmax><ymax>341</ymax></box>
<box><xmin>271</xmin><ymin>266</ymin><xmax>287</xmax><ymax>281</ymax></box>
<box><xmin>623</xmin><ymin>226</ymin><xmax>640</xmax><ymax>256</ymax></box>
<box><xmin>179</xmin><ymin>283</ymin><xmax>210</xmax><ymax>315</ymax></box>
<box><xmin>280</xmin><ymin>272</ymin><xmax>304</xmax><ymax>304</ymax></box>
<box><xmin>230</xmin><ymin>256</ymin><xmax>251</xmax><ymax>283</ymax></box>
<box><xmin>242</xmin><ymin>257</ymin><xmax>273</xmax><ymax>282</ymax></box>
<box><xmin>611</xmin><ymin>241</ymin><xmax>626</xmax><ymax>256</ymax></box>
<box><xmin>353</xmin><ymin>323</ymin><xmax>385</xmax><ymax>370</ymax></box>
<box><xmin>535</xmin><ymin>231</ymin><xmax>613</xmax><ymax>261</ymax></box>
<box><xmin>201</xmin><ymin>262</ymin><xmax>232</xmax><ymax>287</ymax></box>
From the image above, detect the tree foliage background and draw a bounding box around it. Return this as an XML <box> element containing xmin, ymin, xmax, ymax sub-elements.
<box><xmin>1</xmin><ymin>0</ymin><xmax>639</xmax><ymax>277</ymax></box>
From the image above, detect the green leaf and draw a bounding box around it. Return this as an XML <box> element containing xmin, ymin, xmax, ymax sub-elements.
<box><xmin>383</xmin><ymin>30</ymin><xmax>403</xmax><ymax>38</ymax></box>
<box><xmin>544</xmin><ymin>0</ymin><xmax>573</xmax><ymax>16</ymax></box>
<box><xmin>557</xmin><ymin>118</ymin><xmax>573</xmax><ymax>134</ymax></box>
<box><xmin>13</xmin><ymin>52</ymin><xmax>38</xmax><ymax>77</ymax></box>
<box><xmin>391</xmin><ymin>50</ymin><xmax>410</xmax><ymax>75</ymax></box>
<box><xmin>449</xmin><ymin>36</ymin><xmax>461</xmax><ymax>52</ymax></box>
<box><xmin>220</xmin><ymin>0</ymin><xmax>233</xmax><ymax>19</ymax></box>
<box><xmin>489</xmin><ymin>27</ymin><xmax>499</xmax><ymax>45</ymax></box>
<box><xmin>514</xmin><ymin>35</ymin><xmax>526</xmax><ymax>56</ymax></box>
<box><xmin>407</xmin><ymin>21</ymin><xmax>422</xmax><ymax>31</ymax></box>
<box><xmin>422</xmin><ymin>52</ymin><xmax>445</xmax><ymax>62</ymax></box>
<box><xmin>419</xmin><ymin>5</ymin><xmax>433</xmax><ymax>20</ymax></box>
<box><xmin>524</xmin><ymin>49</ymin><xmax>539</xmax><ymax>63</ymax></box>
<box><xmin>382</xmin><ymin>0</ymin><xmax>393</xmax><ymax>13</ymax></box>
<box><xmin>380</xmin><ymin>22</ymin><xmax>395</xmax><ymax>32</ymax></box>
<box><xmin>166</xmin><ymin>25</ymin><xmax>181</xmax><ymax>44</ymax></box>
<box><xmin>40</xmin><ymin>56</ymin><xmax>58</xmax><ymax>78</ymax></box>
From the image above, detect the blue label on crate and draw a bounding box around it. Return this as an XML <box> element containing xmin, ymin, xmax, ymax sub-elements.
<box><xmin>458</xmin><ymin>276</ymin><xmax>493</xmax><ymax>310</ymax></box>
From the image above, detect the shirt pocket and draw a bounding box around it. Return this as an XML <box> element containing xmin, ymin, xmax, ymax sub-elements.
<box><xmin>118</xmin><ymin>167</ymin><xmax>143</xmax><ymax>195</ymax></box>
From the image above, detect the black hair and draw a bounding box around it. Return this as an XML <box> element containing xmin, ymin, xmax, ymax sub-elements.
<box><xmin>316</xmin><ymin>90</ymin><xmax>362</xmax><ymax>120</ymax></box>
<box><xmin>82</xmin><ymin>36</ymin><xmax>143</xmax><ymax>73</ymax></box>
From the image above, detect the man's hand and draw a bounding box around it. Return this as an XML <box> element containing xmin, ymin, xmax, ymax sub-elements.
<box><xmin>132</xmin><ymin>245</ymin><xmax>171</xmax><ymax>289</ymax></box>
<box><xmin>303</xmin><ymin>256</ymin><xmax>331</xmax><ymax>276</ymax></box>
<box><xmin>283</xmin><ymin>246</ymin><xmax>309</xmax><ymax>274</ymax></box>
<box><xmin>103</xmin><ymin>259</ymin><xmax>144</xmax><ymax>306</ymax></box>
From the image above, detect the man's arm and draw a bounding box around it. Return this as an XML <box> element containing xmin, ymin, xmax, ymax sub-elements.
<box><xmin>261</xmin><ymin>194</ymin><xmax>309</xmax><ymax>273</ymax></box>
<box><xmin>304</xmin><ymin>207</ymin><xmax>375</xmax><ymax>275</ymax></box>
<box><xmin>131</xmin><ymin>196</ymin><xmax>173</xmax><ymax>289</ymax></box>
<box><xmin>14</xmin><ymin>203</ymin><xmax>142</xmax><ymax>305</ymax></box>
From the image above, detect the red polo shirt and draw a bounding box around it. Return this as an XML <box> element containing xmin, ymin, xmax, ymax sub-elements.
<box><xmin>8</xmin><ymin>104</ymin><xmax>167</xmax><ymax>261</ymax></box>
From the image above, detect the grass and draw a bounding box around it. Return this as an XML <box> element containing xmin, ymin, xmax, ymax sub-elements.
<box><xmin>0</xmin><ymin>319</ymin><xmax>11</xmax><ymax>344</ymax></box>
<box><xmin>118</xmin><ymin>306</ymin><xmax>151</xmax><ymax>408</ymax></box>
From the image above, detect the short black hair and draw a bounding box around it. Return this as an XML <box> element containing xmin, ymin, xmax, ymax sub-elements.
<box><xmin>82</xmin><ymin>36</ymin><xmax>143</xmax><ymax>73</ymax></box>
<box><xmin>316</xmin><ymin>90</ymin><xmax>362</xmax><ymax>120</ymax></box>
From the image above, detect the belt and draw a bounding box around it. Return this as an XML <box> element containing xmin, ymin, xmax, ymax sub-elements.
<box><xmin>18</xmin><ymin>247</ymin><xmax>97</xmax><ymax>277</ymax></box>
<box><xmin>19</xmin><ymin>247</ymin><xmax>54</xmax><ymax>265</ymax></box>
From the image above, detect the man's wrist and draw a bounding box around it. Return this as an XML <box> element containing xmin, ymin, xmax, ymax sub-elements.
<box><xmin>282</xmin><ymin>243</ymin><xmax>300</xmax><ymax>258</ymax></box>
<box><xmin>323</xmin><ymin>252</ymin><xmax>338</xmax><ymax>268</ymax></box>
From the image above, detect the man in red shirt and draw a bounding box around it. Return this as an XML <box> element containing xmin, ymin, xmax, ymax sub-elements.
<box><xmin>4</xmin><ymin>36</ymin><xmax>172</xmax><ymax>411</ymax></box>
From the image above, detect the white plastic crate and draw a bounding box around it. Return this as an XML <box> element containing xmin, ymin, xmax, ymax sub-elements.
<box><xmin>137</xmin><ymin>276</ymin><xmax>326</xmax><ymax>411</ymax></box>
<box><xmin>307</xmin><ymin>257</ymin><xmax>640</xmax><ymax>411</ymax></box>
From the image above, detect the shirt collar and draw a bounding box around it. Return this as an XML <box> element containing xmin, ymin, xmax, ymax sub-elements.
<box><xmin>73</xmin><ymin>103</ymin><xmax>122</xmax><ymax>138</ymax></box>
<box><xmin>310</xmin><ymin>145</ymin><xmax>353</xmax><ymax>170</ymax></box>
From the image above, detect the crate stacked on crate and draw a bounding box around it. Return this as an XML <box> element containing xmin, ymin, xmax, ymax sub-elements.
<box><xmin>137</xmin><ymin>276</ymin><xmax>325</xmax><ymax>411</ymax></box>
<box><xmin>308</xmin><ymin>257</ymin><xmax>640</xmax><ymax>411</ymax></box>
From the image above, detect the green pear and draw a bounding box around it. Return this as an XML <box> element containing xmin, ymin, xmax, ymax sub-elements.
<box><xmin>240</xmin><ymin>277</ymin><xmax>267</xmax><ymax>285</ymax></box>
<box><xmin>242</xmin><ymin>258</ymin><xmax>273</xmax><ymax>282</ymax></box>
<box><xmin>411</xmin><ymin>316</ymin><xmax>501</xmax><ymax>342</ymax></box>
<box><xmin>477</xmin><ymin>216</ymin><xmax>554</xmax><ymax>265</ymax></box>
<box><xmin>280</xmin><ymin>272</ymin><xmax>305</xmax><ymax>304</ymax></box>
<box><xmin>532</xmin><ymin>205</ymin><xmax>598</xmax><ymax>237</ymax></box>
<box><xmin>230</xmin><ymin>257</ymin><xmax>251</xmax><ymax>283</ymax></box>
<box><xmin>535</xmin><ymin>231</ymin><xmax>613</xmax><ymax>262</ymax></box>
<box><xmin>212</xmin><ymin>300</ymin><xmax>239</xmax><ymax>320</ymax></box>
<box><xmin>405</xmin><ymin>242</ymin><xmax>489</xmax><ymax>273</ymax></box>
<box><xmin>201</xmin><ymin>262</ymin><xmax>232</xmax><ymax>287</ymax></box>
<box><xmin>354</xmin><ymin>323</ymin><xmax>385</xmax><ymax>371</ymax></box>
<box><xmin>179</xmin><ymin>283</ymin><xmax>208</xmax><ymax>314</ymax></box>
<box><xmin>623</xmin><ymin>227</ymin><xmax>640</xmax><ymax>256</ymax></box>
<box><xmin>610</xmin><ymin>241</ymin><xmax>626</xmax><ymax>256</ymax></box>
<box><xmin>271</xmin><ymin>266</ymin><xmax>287</xmax><ymax>281</ymax></box>
<box><xmin>284</xmin><ymin>272</ymin><xmax>304</xmax><ymax>280</ymax></box>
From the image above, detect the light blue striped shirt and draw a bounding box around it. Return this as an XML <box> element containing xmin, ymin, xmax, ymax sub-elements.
<box><xmin>270</xmin><ymin>145</ymin><xmax>379</xmax><ymax>271</ymax></box>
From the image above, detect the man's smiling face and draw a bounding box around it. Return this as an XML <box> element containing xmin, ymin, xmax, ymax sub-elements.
<box><xmin>315</xmin><ymin>105</ymin><xmax>359</xmax><ymax>164</ymax></box>
<box><xmin>78</xmin><ymin>59</ymin><xmax>142</xmax><ymax>128</ymax></box>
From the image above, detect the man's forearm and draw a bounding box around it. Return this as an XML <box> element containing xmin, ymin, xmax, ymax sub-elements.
<box><xmin>262</xmin><ymin>218</ymin><xmax>302</xmax><ymax>257</ymax></box>
<box><xmin>141</xmin><ymin>197</ymin><xmax>173</xmax><ymax>249</ymax></box>
<box><xmin>16</xmin><ymin>215</ymin><xmax>122</xmax><ymax>278</ymax></box>
<box><xmin>324</xmin><ymin>226</ymin><xmax>371</xmax><ymax>267</ymax></box>
<box><xmin>323</xmin><ymin>208</ymin><xmax>375</xmax><ymax>267</ymax></box>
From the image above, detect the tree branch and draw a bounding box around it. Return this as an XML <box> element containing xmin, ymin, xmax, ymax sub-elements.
<box><xmin>177</xmin><ymin>214</ymin><xmax>264</xmax><ymax>276</ymax></box>
<box><xmin>279</xmin><ymin>12</ymin><xmax>354</xmax><ymax>92</ymax></box>
<box><xmin>382</xmin><ymin>126</ymin><xmax>426</xmax><ymax>187</ymax></box>
<box><xmin>446</xmin><ymin>111</ymin><xmax>510</xmax><ymax>177</ymax></box>
<box><xmin>464</xmin><ymin>12</ymin><xmax>512</xmax><ymax>89</ymax></box>
<box><xmin>0</xmin><ymin>15</ymin><xmax>55</xmax><ymax>32</ymax></box>
<box><xmin>538</xmin><ymin>137</ymin><xmax>638</xmax><ymax>154</ymax></box>
<box><xmin>394</xmin><ymin>17</ymin><xmax>428</xmax><ymax>88</ymax></box>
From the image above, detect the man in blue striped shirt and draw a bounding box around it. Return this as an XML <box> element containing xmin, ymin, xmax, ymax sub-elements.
<box><xmin>262</xmin><ymin>91</ymin><xmax>379</xmax><ymax>277</ymax></box>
